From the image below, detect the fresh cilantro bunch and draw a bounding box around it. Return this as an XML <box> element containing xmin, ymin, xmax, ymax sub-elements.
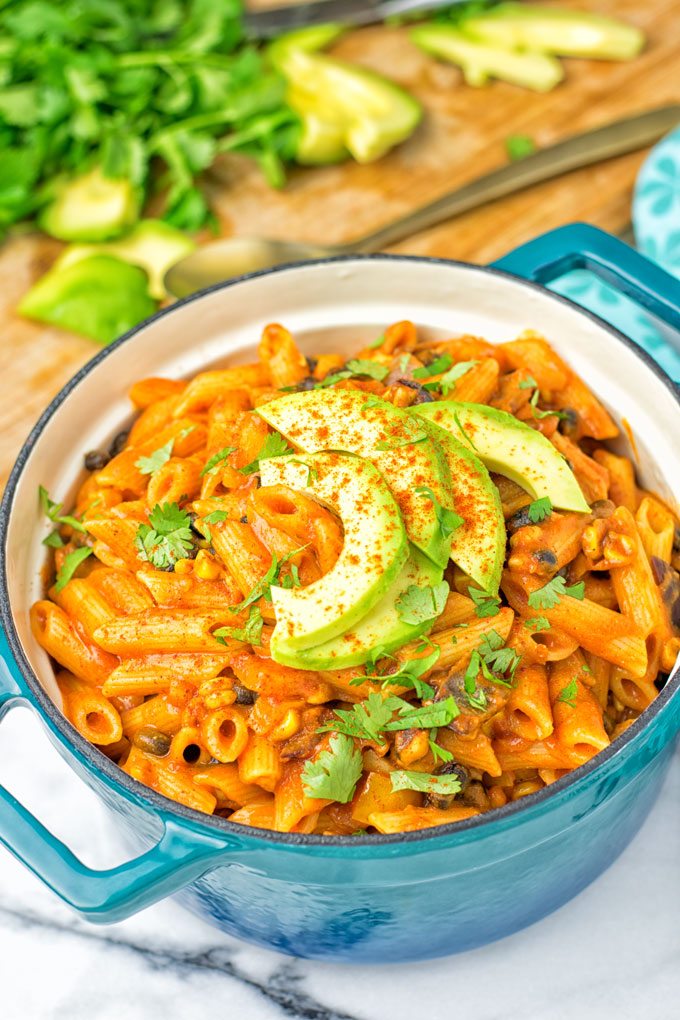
<box><xmin>0</xmin><ymin>0</ymin><xmax>300</xmax><ymax>236</ymax></box>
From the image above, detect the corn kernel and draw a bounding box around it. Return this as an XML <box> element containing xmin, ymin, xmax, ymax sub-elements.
<box><xmin>268</xmin><ymin>709</ymin><xmax>301</xmax><ymax>742</ymax></box>
<box><xmin>195</xmin><ymin>549</ymin><xmax>221</xmax><ymax>580</ymax></box>
<box><xmin>174</xmin><ymin>558</ymin><xmax>194</xmax><ymax>575</ymax></box>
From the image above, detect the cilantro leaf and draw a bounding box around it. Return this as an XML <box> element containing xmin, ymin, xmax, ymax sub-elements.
<box><xmin>344</xmin><ymin>359</ymin><xmax>389</xmax><ymax>382</ymax></box>
<box><xmin>415</xmin><ymin>485</ymin><xmax>463</xmax><ymax>539</ymax></box>
<box><xmin>39</xmin><ymin>485</ymin><xmax>85</xmax><ymax>533</ymax></box>
<box><xmin>240</xmin><ymin>432</ymin><xmax>294</xmax><ymax>475</ymax></box>
<box><xmin>203</xmin><ymin>510</ymin><xmax>229</xmax><ymax>525</ymax></box>
<box><xmin>518</xmin><ymin>375</ymin><xmax>538</xmax><ymax>391</ymax></box>
<box><xmin>464</xmin><ymin>652</ymin><xmax>488</xmax><ymax>710</ymax></box>
<box><xmin>524</xmin><ymin>616</ymin><xmax>551</xmax><ymax>632</ymax></box>
<box><xmin>200</xmin><ymin>446</ymin><xmax>237</xmax><ymax>477</ymax></box>
<box><xmin>230</xmin><ymin>546</ymin><xmax>307</xmax><ymax>612</ymax></box>
<box><xmin>529</xmin><ymin>389</ymin><xmax>569</xmax><ymax>421</ymax></box>
<box><xmin>318</xmin><ymin>692</ymin><xmax>401</xmax><ymax>743</ymax></box>
<box><xmin>453</xmin><ymin>411</ymin><xmax>479</xmax><ymax>451</ymax></box>
<box><xmin>390</xmin><ymin>770</ymin><xmax>462</xmax><ymax>796</ymax></box>
<box><xmin>557</xmin><ymin>679</ymin><xmax>578</xmax><ymax>709</ymax></box>
<box><xmin>55</xmin><ymin>546</ymin><xmax>93</xmax><ymax>593</ymax></box>
<box><xmin>301</xmin><ymin>734</ymin><xmax>363</xmax><ymax>803</ymax></box>
<box><xmin>214</xmin><ymin>606</ymin><xmax>263</xmax><ymax>646</ymax></box>
<box><xmin>428</xmin><ymin>734</ymin><xmax>454</xmax><ymax>764</ymax></box>
<box><xmin>361</xmin><ymin>395</ymin><xmax>385</xmax><ymax>411</ymax></box>
<box><xmin>384</xmin><ymin>696</ymin><xmax>459</xmax><ymax>731</ymax></box>
<box><xmin>424</xmin><ymin>360</ymin><xmax>479</xmax><ymax>396</ymax></box>
<box><xmin>527</xmin><ymin>497</ymin><xmax>553</xmax><ymax>523</ymax></box>
<box><xmin>412</xmin><ymin>353</ymin><xmax>453</xmax><ymax>379</ymax></box>
<box><xmin>135</xmin><ymin>502</ymin><xmax>194</xmax><ymax>569</ymax></box>
<box><xmin>468</xmin><ymin>586</ymin><xmax>501</xmax><ymax>618</ymax></box>
<box><xmin>396</xmin><ymin>581</ymin><xmax>449</xmax><ymax>625</ymax></box>
<box><xmin>378</xmin><ymin>645</ymin><xmax>440</xmax><ymax>698</ymax></box>
<box><xmin>368</xmin><ymin>333</ymin><xmax>385</xmax><ymax>349</ymax></box>
<box><xmin>375</xmin><ymin>433</ymin><xmax>428</xmax><ymax>451</ymax></box>
<box><xmin>505</xmin><ymin>134</ymin><xmax>536</xmax><ymax>161</ymax></box>
<box><xmin>527</xmin><ymin>576</ymin><xmax>586</xmax><ymax>610</ymax></box>
<box><xmin>135</xmin><ymin>438</ymin><xmax>175</xmax><ymax>476</ymax></box>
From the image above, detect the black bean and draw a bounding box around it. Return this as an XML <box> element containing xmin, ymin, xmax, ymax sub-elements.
<box><xmin>651</xmin><ymin>556</ymin><xmax>668</xmax><ymax>585</ymax></box>
<box><xmin>108</xmin><ymin>430</ymin><xmax>130</xmax><ymax>457</ymax></box>
<box><xmin>591</xmin><ymin>499</ymin><xmax>616</xmax><ymax>519</ymax></box>
<box><xmin>240</xmin><ymin>514</ymin><xmax>248</xmax><ymax>524</ymax></box>
<box><xmin>397</xmin><ymin>378</ymin><xmax>435</xmax><ymax>404</ymax></box>
<box><xmin>306</xmin><ymin>357</ymin><xmax>318</xmax><ymax>373</ymax></box>
<box><xmin>534</xmin><ymin>549</ymin><xmax>557</xmax><ymax>567</ymax></box>
<box><xmin>233</xmin><ymin>684</ymin><xmax>258</xmax><ymax>705</ymax></box>
<box><xmin>558</xmin><ymin>408</ymin><xmax>579</xmax><ymax>436</ymax></box>
<box><xmin>507</xmin><ymin>506</ymin><xmax>533</xmax><ymax>531</ymax></box>
<box><xmin>84</xmin><ymin>450</ymin><xmax>110</xmax><ymax>471</ymax></box>
<box><xmin>425</xmin><ymin>763</ymin><xmax>470</xmax><ymax>810</ymax></box>
<box><xmin>133</xmin><ymin>727</ymin><xmax>171</xmax><ymax>757</ymax></box>
<box><xmin>297</xmin><ymin>376</ymin><xmax>318</xmax><ymax>391</ymax></box>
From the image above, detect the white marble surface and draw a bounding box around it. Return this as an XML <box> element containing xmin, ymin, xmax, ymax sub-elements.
<box><xmin>0</xmin><ymin>704</ymin><xmax>678</xmax><ymax>1020</ymax></box>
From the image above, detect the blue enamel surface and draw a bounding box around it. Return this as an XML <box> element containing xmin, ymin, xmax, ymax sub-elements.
<box><xmin>1</xmin><ymin>224</ymin><xmax>679</xmax><ymax>961</ymax></box>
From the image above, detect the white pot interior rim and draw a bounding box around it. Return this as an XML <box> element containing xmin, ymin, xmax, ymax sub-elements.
<box><xmin>1</xmin><ymin>252</ymin><xmax>679</xmax><ymax>847</ymax></box>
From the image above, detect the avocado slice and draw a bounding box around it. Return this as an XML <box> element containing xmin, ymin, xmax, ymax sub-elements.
<box><xmin>416</xmin><ymin>417</ymin><xmax>505</xmax><ymax>594</ymax></box>
<box><xmin>18</xmin><ymin>254</ymin><xmax>156</xmax><ymax>345</ymax></box>
<box><xmin>276</xmin><ymin>546</ymin><xmax>443</xmax><ymax>670</ymax></box>
<box><xmin>415</xmin><ymin>402</ymin><xmax>590</xmax><ymax>513</ymax></box>
<box><xmin>53</xmin><ymin>219</ymin><xmax>196</xmax><ymax>300</ymax></box>
<box><xmin>257</xmin><ymin>390</ymin><xmax>454</xmax><ymax>568</ymax></box>
<box><xmin>259</xmin><ymin>451</ymin><xmax>408</xmax><ymax>655</ymax></box>
<box><xmin>39</xmin><ymin>167</ymin><xmax>140</xmax><ymax>242</ymax></box>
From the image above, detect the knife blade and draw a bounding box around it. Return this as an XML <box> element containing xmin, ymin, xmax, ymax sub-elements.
<box><xmin>244</xmin><ymin>0</ymin><xmax>450</xmax><ymax>39</ymax></box>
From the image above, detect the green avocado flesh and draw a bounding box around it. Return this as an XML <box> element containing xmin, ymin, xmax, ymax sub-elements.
<box><xmin>275</xmin><ymin>546</ymin><xmax>443</xmax><ymax>670</ymax></box>
<box><xmin>415</xmin><ymin>402</ymin><xmax>590</xmax><ymax>513</ymax></box>
<box><xmin>257</xmin><ymin>390</ymin><xmax>454</xmax><ymax>568</ymax></box>
<box><xmin>39</xmin><ymin>167</ymin><xmax>139</xmax><ymax>242</ymax></box>
<box><xmin>416</xmin><ymin>416</ymin><xmax>506</xmax><ymax>595</ymax></box>
<box><xmin>259</xmin><ymin>451</ymin><xmax>408</xmax><ymax>656</ymax></box>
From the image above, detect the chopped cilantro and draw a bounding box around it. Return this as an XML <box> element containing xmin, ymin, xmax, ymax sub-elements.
<box><xmin>378</xmin><ymin>645</ymin><xmax>440</xmax><ymax>699</ymax></box>
<box><xmin>529</xmin><ymin>389</ymin><xmax>569</xmax><ymax>421</ymax></box>
<box><xmin>424</xmin><ymin>360</ymin><xmax>479</xmax><ymax>396</ymax></box>
<box><xmin>524</xmin><ymin>616</ymin><xmax>551</xmax><ymax>632</ymax></box>
<box><xmin>505</xmin><ymin>134</ymin><xmax>536</xmax><ymax>161</ymax></box>
<box><xmin>412</xmin><ymin>353</ymin><xmax>453</xmax><ymax>379</ymax></box>
<box><xmin>528</xmin><ymin>576</ymin><xmax>585</xmax><ymax>610</ymax></box>
<box><xmin>557</xmin><ymin>679</ymin><xmax>578</xmax><ymax>709</ymax></box>
<box><xmin>396</xmin><ymin>581</ymin><xmax>449</xmax><ymax>625</ymax></box>
<box><xmin>214</xmin><ymin>606</ymin><xmax>264</xmax><ymax>646</ymax></box>
<box><xmin>453</xmin><ymin>410</ymin><xmax>479</xmax><ymax>451</ymax></box>
<box><xmin>384</xmin><ymin>696</ymin><xmax>459</xmax><ymax>731</ymax></box>
<box><xmin>464</xmin><ymin>655</ymin><xmax>488</xmax><ymax>710</ymax></box>
<box><xmin>375</xmin><ymin>432</ymin><xmax>428</xmax><ymax>451</ymax></box>
<box><xmin>54</xmin><ymin>546</ymin><xmax>93</xmax><ymax>593</ymax></box>
<box><xmin>468</xmin><ymin>586</ymin><xmax>501</xmax><ymax>618</ymax></box>
<box><xmin>203</xmin><ymin>510</ymin><xmax>229</xmax><ymax>525</ymax></box>
<box><xmin>527</xmin><ymin>496</ymin><xmax>553</xmax><ymax>523</ymax></box>
<box><xmin>301</xmin><ymin>733</ymin><xmax>363</xmax><ymax>803</ymax></box>
<box><xmin>230</xmin><ymin>546</ymin><xmax>307</xmax><ymax>612</ymax></box>
<box><xmin>428</xmin><ymin>733</ymin><xmax>454</xmax><ymax>764</ymax></box>
<box><xmin>368</xmin><ymin>333</ymin><xmax>385</xmax><ymax>350</ymax></box>
<box><xmin>361</xmin><ymin>395</ymin><xmax>385</xmax><ymax>411</ymax></box>
<box><xmin>390</xmin><ymin>769</ymin><xmax>462</xmax><ymax>796</ymax></box>
<box><xmin>477</xmin><ymin>630</ymin><xmax>520</xmax><ymax>682</ymax></box>
<box><xmin>288</xmin><ymin>458</ymin><xmax>318</xmax><ymax>484</ymax></box>
<box><xmin>39</xmin><ymin>485</ymin><xmax>85</xmax><ymax>534</ymax></box>
<box><xmin>345</xmin><ymin>358</ymin><xmax>389</xmax><ymax>381</ymax></box>
<box><xmin>200</xmin><ymin>446</ymin><xmax>237</xmax><ymax>478</ymax></box>
<box><xmin>240</xmin><ymin>432</ymin><xmax>294</xmax><ymax>475</ymax></box>
<box><xmin>135</xmin><ymin>437</ymin><xmax>175</xmax><ymax>476</ymax></box>
<box><xmin>319</xmin><ymin>692</ymin><xmax>400</xmax><ymax>743</ymax></box>
<box><xmin>416</xmin><ymin>485</ymin><xmax>463</xmax><ymax>539</ymax></box>
<box><xmin>135</xmin><ymin>502</ymin><xmax>194</xmax><ymax>570</ymax></box>
<box><xmin>518</xmin><ymin>375</ymin><xmax>538</xmax><ymax>390</ymax></box>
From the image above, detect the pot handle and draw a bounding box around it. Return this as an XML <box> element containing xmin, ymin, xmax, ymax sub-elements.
<box><xmin>492</xmin><ymin>222</ymin><xmax>680</xmax><ymax>339</ymax></box>
<box><xmin>0</xmin><ymin>629</ymin><xmax>234</xmax><ymax>923</ymax></box>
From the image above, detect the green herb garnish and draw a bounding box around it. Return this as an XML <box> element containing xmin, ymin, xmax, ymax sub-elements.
<box><xmin>39</xmin><ymin>485</ymin><xmax>86</xmax><ymax>540</ymax></box>
<box><xmin>240</xmin><ymin>432</ymin><xmax>294</xmax><ymax>475</ymax></box>
<box><xmin>527</xmin><ymin>576</ymin><xmax>585</xmax><ymax>610</ymax></box>
<box><xmin>557</xmin><ymin>679</ymin><xmax>578</xmax><ymax>709</ymax></box>
<box><xmin>301</xmin><ymin>733</ymin><xmax>363</xmax><ymax>803</ymax></box>
<box><xmin>412</xmin><ymin>353</ymin><xmax>453</xmax><ymax>379</ymax></box>
<box><xmin>214</xmin><ymin>606</ymin><xmax>264</xmax><ymax>646</ymax></box>
<box><xmin>396</xmin><ymin>581</ymin><xmax>450</xmax><ymax>625</ymax></box>
<box><xmin>524</xmin><ymin>616</ymin><xmax>551</xmax><ymax>632</ymax></box>
<box><xmin>54</xmin><ymin>546</ymin><xmax>93</xmax><ymax>593</ymax></box>
<box><xmin>416</xmin><ymin>485</ymin><xmax>463</xmax><ymax>539</ymax></box>
<box><xmin>200</xmin><ymin>446</ymin><xmax>237</xmax><ymax>478</ymax></box>
<box><xmin>390</xmin><ymin>770</ymin><xmax>462</xmax><ymax>795</ymax></box>
<box><xmin>527</xmin><ymin>496</ymin><xmax>553</xmax><ymax>523</ymax></box>
<box><xmin>505</xmin><ymin>134</ymin><xmax>536</xmax><ymax>161</ymax></box>
<box><xmin>134</xmin><ymin>502</ymin><xmax>194</xmax><ymax>569</ymax></box>
<box><xmin>468</xmin><ymin>586</ymin><xmax>501</xmax><ymax>618</ymax></box>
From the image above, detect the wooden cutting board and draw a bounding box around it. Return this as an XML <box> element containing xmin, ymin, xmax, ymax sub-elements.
<box><xmin>1</xmin><ymin>0</ymin><xmax>678</xmax><ymax>488</ymax></box>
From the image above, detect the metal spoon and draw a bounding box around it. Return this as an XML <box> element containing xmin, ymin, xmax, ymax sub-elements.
<box><xmin>165</xmin><ymin>104</ymin><xmax>680</xmax><ymax>298</ymax></box>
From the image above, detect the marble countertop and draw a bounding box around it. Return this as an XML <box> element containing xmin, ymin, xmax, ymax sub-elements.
<box><xmin>1</xmin><ymin>705</ymin><xmax>678</xmax><ymax>1020</ymax></box>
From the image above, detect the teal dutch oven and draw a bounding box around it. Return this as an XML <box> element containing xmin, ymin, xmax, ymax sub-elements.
<box><xmin>1</xmin><ymin>224</ymin><xmax>679</xmax><ymax>962</ymax></box>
